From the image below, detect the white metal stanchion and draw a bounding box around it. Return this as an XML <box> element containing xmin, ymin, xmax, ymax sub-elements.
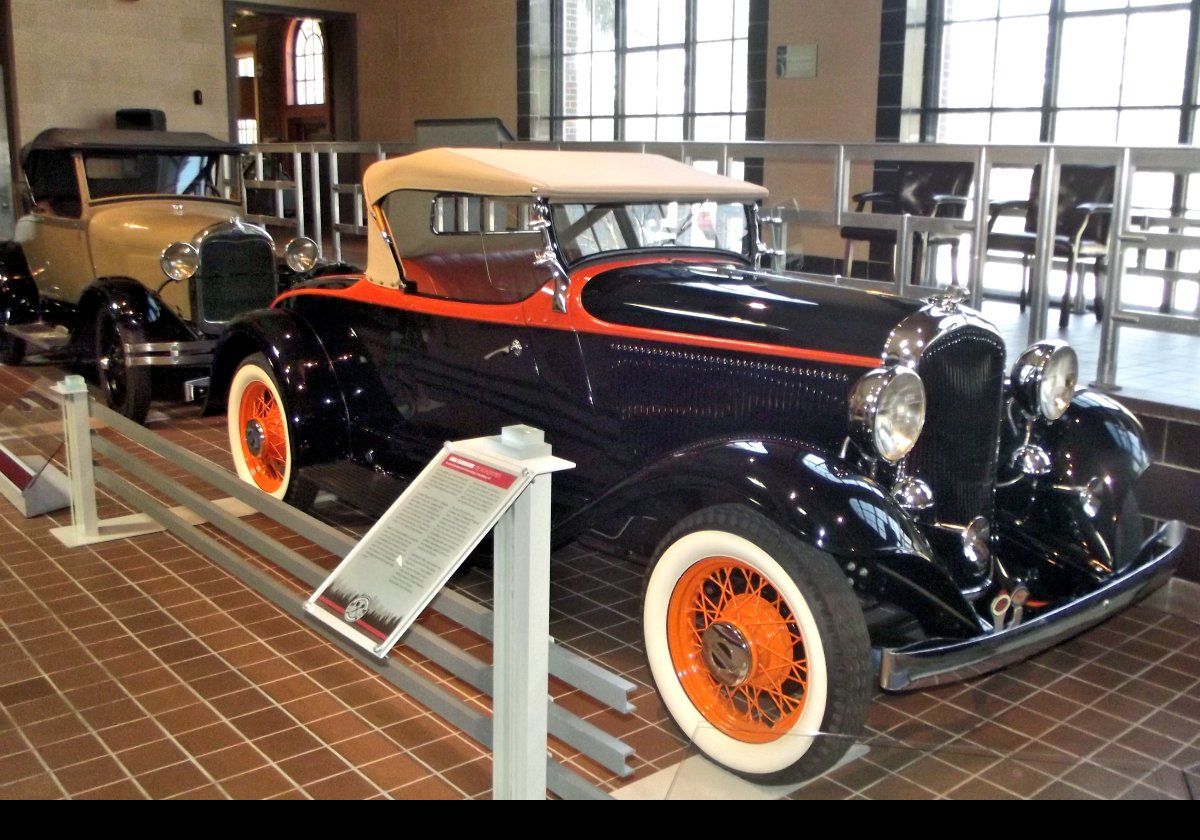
<box><xmin>492</xmin><ymin>471</ymin><xmax>553</xmax><ymax>800</ymax></box>
<box><xmin>50</xmin><ymin>376</ymin><xmax>255</xmax><ymax>547</ymax></box>
<box><xmin>53</xmin><ymin>375</ymin><xmax>99</xmax><ymax>544</ymax></box>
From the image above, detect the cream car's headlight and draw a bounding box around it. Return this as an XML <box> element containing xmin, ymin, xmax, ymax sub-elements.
<box><xmin>160</xmin><ymin>242</ymin><xmax>199</xmax><ymax>282</ymax></box>
<box><xmin>285</xmin><ymin>237</ymin><xmax>320</xmax><ymax>273</ymax></box>
<box><xmin>849</xmin><ymin>366</ymin><xmax>927</xmax><ymax>463</ymax></box>
<box><xmin>1012</xmin><ymin>341</ymin><xmax>1078</xmax><ymax>421</ymax></box>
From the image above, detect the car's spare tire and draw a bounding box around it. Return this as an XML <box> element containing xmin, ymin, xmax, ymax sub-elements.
<box><xmin>643</xmin><ymin>504</ymin><xmax>872</xmax><ymax>783</ymax></box>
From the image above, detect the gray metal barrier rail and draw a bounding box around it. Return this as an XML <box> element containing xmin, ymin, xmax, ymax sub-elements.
<box><xmin>245</xmin><ymin>138</ymin><xmax>1200</xmax><ymax>396</ymax></box>
<box><xmin>51</xmin><ymin>378</ymin><xmax>637</xmax><ymax>800</ymax></box>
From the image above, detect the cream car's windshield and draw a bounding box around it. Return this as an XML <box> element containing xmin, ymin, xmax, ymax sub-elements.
<box><xmin>551</xmin><ymin>201</ymin><xmax>753</xmax><ymax>264</ymax></box>
<box><xmin>83</xmin><ymin>152</ymin><xmax>240</xmax><ymax>202</ymax></box>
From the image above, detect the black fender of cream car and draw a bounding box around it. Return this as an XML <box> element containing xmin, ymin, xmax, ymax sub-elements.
<box><xmin>0</xmin><ymin>242</ymin><xmax>38</xmax><ymax>324</ymax></box>
<box><xmin>72</xmin><ymin>277</ymin><xmax>197</xmax><ymax>352</ymax></box>
<box><xmin>205</xmin><ymin>308</ymin><xmax>350</xmax><ymax>469</ymax></box>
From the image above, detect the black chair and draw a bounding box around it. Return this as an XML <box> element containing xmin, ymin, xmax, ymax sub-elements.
<box><xmin>841</xmin><ymin>161</ymin><xmax>974</xmax><ymax>287</ymax></box>
<box><xmin>987</xmin><ymin>165</ymin><xmax>1114</xmax><ymax>329</ymax></box>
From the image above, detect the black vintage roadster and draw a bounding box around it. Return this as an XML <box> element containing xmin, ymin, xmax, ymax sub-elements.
<box><xmin>205</xmin><ymin>148</ymin><xmax>1184</xmax><ymax>782</ymax></box>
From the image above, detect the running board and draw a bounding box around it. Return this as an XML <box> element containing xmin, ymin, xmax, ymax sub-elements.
<box><xmin>304</xmin><ymin>461</ymin><xmax>407</xmax><ymax>519</ymax></box>
<box><xmin>5</xmin><ymin>322</ymin><xmax>71</xmax><ymax>351</ymax></box>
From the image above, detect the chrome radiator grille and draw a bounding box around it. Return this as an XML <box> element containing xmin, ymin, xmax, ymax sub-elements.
<box><xmin>907</xmin><ymin>326</ymin><xmax>1007</xmax><ymax>526</ymax></box>
<box><xmin>195</xmin><ymin>237</ymin><xmax>277</xmax><ymax>331</ymax></box>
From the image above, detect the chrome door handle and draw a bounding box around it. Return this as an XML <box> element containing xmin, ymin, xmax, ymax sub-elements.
<box><xmin>484</xmin><ymin>339</ymin><xmax>524</xmax><ymax>360</ymax></box>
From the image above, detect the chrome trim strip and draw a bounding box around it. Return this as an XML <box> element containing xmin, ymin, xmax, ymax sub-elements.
<box><xmin>124</xmin><ymin>340</ymin><xmax>216</xmax><ymax>368</ymax></box>
<box><xmin>877</xmin><ymin>520</ymin><xmax>1186</xmax><ymax>692</ymax></box>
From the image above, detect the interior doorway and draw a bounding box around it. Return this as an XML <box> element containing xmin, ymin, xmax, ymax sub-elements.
<box><xmin>223</xmin><ymin>2</ymin><xmax>358</xmax><ymax>144</ymax></box>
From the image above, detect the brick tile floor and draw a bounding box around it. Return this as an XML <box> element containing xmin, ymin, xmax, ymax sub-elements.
<box><xmin>0</xmin><ymin>359</ymin><xmax>1198</xmax><ymax>799</ymax></box>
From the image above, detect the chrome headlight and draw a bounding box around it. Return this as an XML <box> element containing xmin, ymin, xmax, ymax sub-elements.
<box><xmin>1012</xmin><ymin>341</ymin><xmax>1078</xmax><ymax>421</ymax></box>
<box><xmin>160</xmin><ymin>242</ymin><xmax>199</xmax><ymax>282</ymax></box>
<box><xmin>849</xmin><ymin>366</ymin><xmax>927</xmax><ymax>463</ymax></box>
<box><xmin>284</xmin><ymin>237</ymin><xmax>320</xmax><ymax>273</ymax></box>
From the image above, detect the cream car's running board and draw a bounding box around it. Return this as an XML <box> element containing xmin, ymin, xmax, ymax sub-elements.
<box><xmin>4</xmin><ymin>321</ymin><xmax>71</xmax><ymax>351</ymax></box>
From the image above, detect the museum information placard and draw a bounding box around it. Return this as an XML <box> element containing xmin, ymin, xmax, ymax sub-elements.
<box><xmin>305</xmin><ymin>445</ymin><xmax>533</xmax><ymax>657</ymax></box>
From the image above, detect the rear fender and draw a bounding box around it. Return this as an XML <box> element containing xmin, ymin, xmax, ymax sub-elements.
<box><xmin>205</xmin><ymin>309</ymin><xmax>349</xmax><ymax>468</ymax></box>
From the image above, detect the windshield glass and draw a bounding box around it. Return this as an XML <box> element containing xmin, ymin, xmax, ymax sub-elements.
<box><xmin>551</xmin><ymin>201</ymin><xmax>753</xmax><ymax>264</ymax></box>
<box><xmin>83</xmin><ymin>152</ymin><xmax>239</xmax><ymax>202</ymax></box>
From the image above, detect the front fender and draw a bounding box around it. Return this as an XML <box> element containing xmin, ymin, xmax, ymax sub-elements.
<box><xmin>205</xmin><ymin>309</ymin><xmax>349</xmax><ymax>469</ymax></box>
<box><xmin>997</xmin><ymin>389</ymin><xmax>1153</xmax><ymax>583</ymax></box>
<box><xmin>76</xmin><ymin>278</ymin><xmax>196</xmax><ymax>349</ymax></box>
<box><xmin>572</xmin><ymin>438</ymin><xmax>982</xmax><ymax>636</ymax></box>
<box><xmin>0</xmin><ymin>242</ymin><xmax>38</xmax><ymax>323</ymax></box>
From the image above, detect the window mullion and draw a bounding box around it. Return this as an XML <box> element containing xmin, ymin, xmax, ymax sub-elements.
<box><xmin>921</xmin><ymin>0</ymin><xmax>944</xmax><ymax>142</ymax></box>
<box><xmin>1042</xmin><ymin>0</ymin><xmax>1064</xmax><ymax>142</ymax></box>
<box><xmin>615</xmin><ymin>0</ymin><xmax>626</xmax><ymax>141</ymax></box>
<box><xmin>685</xmin><ymin>0</ymin><xmax>697</xmax><ymax>140</ymax></box>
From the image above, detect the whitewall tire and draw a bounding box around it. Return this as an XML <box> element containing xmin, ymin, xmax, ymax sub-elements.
<box><xmin>643</xmin><ymin>505</ymin><xmax>872</xmax><ymax>782</ymax></box>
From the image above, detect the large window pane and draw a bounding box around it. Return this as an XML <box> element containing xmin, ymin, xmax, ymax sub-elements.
<box><xmin>626</xmin><ymin>0</ymin><xmax>658</xmax><ymax>48</ymax></box>
<box><xmin>992</xmin><ymin>17</ymin><xmax>1049</xmax><ymax>107</ymax></box>
<box><xmin>1057</xmin><ymin>16</ymin><xmax>1126</xmax><ymax>108</ymax></box>
<box><xmin>1117</xmin><ymin>108</ymin><xmax>1182</xmax><ymax>145</ymax></box>
<box><xmin>695</xmin><ymin>41</ymin><xmax>734</xmax><ymax>113</ymax></box>
<box><xmin>990</xmin><ymin>110</ymin><xmax>1043</xmax><ymax>142</ymax></box>
<box><xmin>1121</xmin><ymin>11</ymin><xmax>1188</xmax><ymax>107</ymax></box>
<box><xmin>1055</xmin><ymin>109</ymin><xmax>1119</xmax><ymax>143</ymax></box>
<box><xmin>697</xmin><ymin>0</ymin><xmax>735</xmax><ymax>40</ymax></box>
<box><xmin>940</xmin><ymin>21</ymin><xmax>998</xmax><ymax>108</ymax></box>
<box><xmin>624</xmin><ymin>52</ymin><xmax>658</xmax><ymax>114</ymax></box>
<box><xmin>937</xmin><ymin>111</ymin><xmax>992</xmax><ymax>142</ymax></box>
<box><xmin>657</xmin><ymin>47</ymin><xmax>686</xmax><ymax>113</ymax></box>
<box><xmin>946</xmin><ymin>0</ymin><xmax>999</xmax><ymax>21</ymax></box>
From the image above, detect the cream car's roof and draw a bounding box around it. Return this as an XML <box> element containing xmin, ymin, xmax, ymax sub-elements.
<box><xmin>362</xmin><ymin>147</ymin><xmax>770</xmax><ymax>204</ymax></box>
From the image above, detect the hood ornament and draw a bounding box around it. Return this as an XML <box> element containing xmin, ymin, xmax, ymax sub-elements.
<box><xmin>927</xmin><ymin>285</ymin><xmax>968</xmax><ymax>313</ymax></box>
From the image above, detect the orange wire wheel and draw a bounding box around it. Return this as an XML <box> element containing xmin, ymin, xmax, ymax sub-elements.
<box><xmin>236</xmin><ymin>379</ymin><xmax>288</xmax><ymax>494</ymax></box>
<box><xmin>666</xmin><ymin>555</ymin><xmax>810</xmax><ymax>744</ymax></box>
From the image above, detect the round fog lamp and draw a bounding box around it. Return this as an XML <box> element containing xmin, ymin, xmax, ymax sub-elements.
<box><xmin>285</xmin><ymin>237</ymin><xmax>320</xmax><ymax>273</ymax></box>
<box><xmin>160</xmin><ymin>241</ymin><xmax>199</xmax><ymax>282</ymax></box>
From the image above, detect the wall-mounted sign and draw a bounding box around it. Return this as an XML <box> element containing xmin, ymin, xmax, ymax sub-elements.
<box><xmin>777</xmin><ymin>43</ymin><xmax>819</xmax><ymax>79</ymax></box>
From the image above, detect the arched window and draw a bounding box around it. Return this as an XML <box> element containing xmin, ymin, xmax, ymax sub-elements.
<box><xmin>292</xmin><ymin>18</ymin><xmax>326</xmax><ymax>106</ymax></box>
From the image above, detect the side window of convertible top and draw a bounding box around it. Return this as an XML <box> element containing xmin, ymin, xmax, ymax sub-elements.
<box><xmin>378</xmin><ymin>190</ymin><xmax>551</xmax><ymax>304</ymax></box>
<box><xmin>25</xmin><ymin>151</ymin><xmax>82</xmax><ymax>218</ymax></box>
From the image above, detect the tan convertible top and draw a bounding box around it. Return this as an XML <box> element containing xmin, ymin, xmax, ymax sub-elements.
<box><xmin>362</xmin><ymin>147</ymin><xmax>770</xmax><ymax>204</ymax></box>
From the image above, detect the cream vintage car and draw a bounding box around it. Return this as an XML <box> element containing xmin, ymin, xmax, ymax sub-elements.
<box><xmin>0</xmin><ymin>128</ymin><xmax>322</xmax><ymax>422</ymax></box>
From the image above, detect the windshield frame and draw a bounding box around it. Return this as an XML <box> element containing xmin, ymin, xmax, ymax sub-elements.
<box><xmin>80</xmin><ymin>150</ymin><xmax>243</xmax><ymax>206</ymax></box>
<box><xmin>549</xmin><ymin>199</ymin><xmax>757</xmax><ymax>268</ymax></box>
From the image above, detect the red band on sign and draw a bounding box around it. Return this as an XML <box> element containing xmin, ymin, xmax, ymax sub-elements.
<box><xmin>317</xmin><ymin>595</ymin><xmax>389</xmax><ymax>641</ymax></box>
<box><xmin>441</xmin><ymin>454</ymin><xmax>517</xmax><ymax>489</ymax></box>
<box><xmin>0</xmin><ymin>447</ymin><xmax>34</xmax><ymax>492</ymax></box>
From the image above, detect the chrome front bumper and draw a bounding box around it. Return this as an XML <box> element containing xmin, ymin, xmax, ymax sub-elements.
<box><xmin>124</xmin><ymin>340</ymin><xmax>216</xmax><ymax>368</ymax></box>
<box><xmin>877</xmin><ymin>519</ymin><xmax>1187</xmax><ymax>692</ymax></box>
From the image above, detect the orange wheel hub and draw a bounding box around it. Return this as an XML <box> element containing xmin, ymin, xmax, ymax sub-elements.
<box><xmin>666</xmin><ymin>556</ymin><xmax>809</xmax><ymax>743</ymax></box>
<box><xmin>238</xmin><ymin>380</ymin><xmax>287</xmax><ymax>494</ymax></box>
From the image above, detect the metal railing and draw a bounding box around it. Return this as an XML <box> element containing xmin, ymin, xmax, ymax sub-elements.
<box><xmin>244</xmin><ymin>138</ymin><xmax>1200</xmax><ymax>395</ymax></box>
<box><xmin>47</xmin><ymin>375</ymin><xmax>637</xmax><ymax>800</ymax></box>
